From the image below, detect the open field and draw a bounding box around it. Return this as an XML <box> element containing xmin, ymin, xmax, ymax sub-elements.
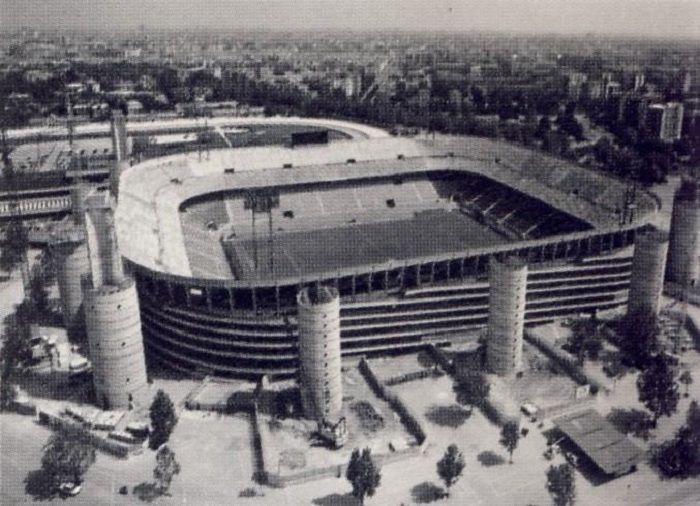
<box><xmin>227</xmin><ymin>209</ymin><xmax>507</xmax><ymax>279</ymax></box>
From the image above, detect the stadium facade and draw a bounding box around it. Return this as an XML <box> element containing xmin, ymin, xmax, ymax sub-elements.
<box><xmin>114</xmin><ymin>119</ymin><xmax>660</xmax><ymax>378</ymax></box>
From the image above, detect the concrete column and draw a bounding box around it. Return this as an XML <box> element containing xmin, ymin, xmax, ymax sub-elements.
<box><xmin>84</xmin><ymin>193</ymin><xmax>124</xmax><ymax>288</ymax></box>
<box><xmin>70</xmin><ymin>183</ymin><xmax>90</xmax><ymax>226</ymax></box>
<box><xmin>487</xmin><ymin>256</ymin><xmax>528</xmax><ymax>376</ymax></box>
<box><xmin>667</xmin><ymin>178</ymin><xmax>700</xmax><ymax>287</ymax></box>
<box><xmin>205</xmin><ymin>287</ymin><xmax>213</xmax><ymax>311</ymax></box>
<box><xmin>53</xmin><ymin>238</ymin><xmax>90</xmax><ymax>340</ymax></box>
<box><xmin>167</xmin><ymin>282</ymin><xmax>175</xmax><ymax>304</ymax></box>
<box><xmin>628</xmin><ymin>229</ymin><xmax>669</xmax><ymax>316</ymax></box>
<box><xmin>109</xmin><ymin>110</ymin><xmax>129</xmax><ymax>199</ymax></box>
<box><xmin>84</xmin><ymin>278</ymin><xmax>148</xmax><ymax>410</ymax></box>
<box><xmin>228</xmin><ymin>288</ymin><xmax>235</xmax><ymax>312</ymax></box>
<box><xmin>297</xmin><ymin>286</ymin><xmax>342</xmax><ymax>422</ymax></box>
<box><xmin>275</xmin><ymin>285</ymin><xmax>281</xmax><ymax>316</ymax></box>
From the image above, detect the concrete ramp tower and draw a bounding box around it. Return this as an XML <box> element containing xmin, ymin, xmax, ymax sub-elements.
<box><xmin>487</xmin><ymin>256</ymin><xmax>528</xmax><ymax>376</ymax></box>
<box><xmin>297</xmin><ymin>285</ymin><xmax>342</xmax><ymax>422</ymax></box>
<box><xmin>52</xmin><ymin>183</ymin><xmax>92</xmax><ymax>339</ymax></box>
<box><xmin>109</xmin><ymin>110</ymin><xmax>129</xmax><ymax>199</ymax></box>
<box><xmin>667</xmin><ymin>178</ymin><xmax>700</xmax><ymax>288</ymax></box>
<box><xmin>53</xmin><ymin>234</ymin><xmax>90</xmax><ymax>339</ymax></box>
<box><xmin>82</xmin><ymin>192</ymin><xmax>148</xmax><ymax>410</ymax></box>
<box><xmin>628</xmin><ymin>228</ymin><xmax>669</xmax><ymax>316</ymax></box>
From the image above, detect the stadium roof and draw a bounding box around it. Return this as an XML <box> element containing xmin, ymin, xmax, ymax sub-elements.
<box><xmin>114</xmin><ymin>120</ymin><xmax>659</xmax><ymax>279</ymax></box>
<box><xmin>553</xmin><ymin>409</ymin><xmax>644</xmax><ymax>476</ymax></box>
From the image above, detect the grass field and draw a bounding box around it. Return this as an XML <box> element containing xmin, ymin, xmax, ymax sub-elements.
<box><xmin>225</xmin><ymin>209</ymin><xmax>509</xmax><ymax>279</ymax></box>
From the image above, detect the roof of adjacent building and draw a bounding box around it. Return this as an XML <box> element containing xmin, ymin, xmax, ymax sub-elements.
<box><xmin>553</xmin><ymin>408</ymin><xmax>645</xmax><ymax>476</ymax></box>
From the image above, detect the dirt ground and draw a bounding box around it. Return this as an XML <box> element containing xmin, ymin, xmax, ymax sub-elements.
<box><xmin>507</xmin><ymin>342</ymin><xmax>581</xmax><ymax>408</ymax></box>
<box><xmin>261</xmin><ymin>365</ymin><xmax>415</xmax><ymax>475</ymax></box>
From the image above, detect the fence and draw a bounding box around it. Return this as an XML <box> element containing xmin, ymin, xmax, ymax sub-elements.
<box><xmin>384</xmin><ymin>368</ymin><xmax>443</xmax><ymax>386</ymax></box>
<box><xmin>358</xmin><ymin>358</ymin><xmax>427</xmax><ymax>445</ymax></box>
<box><xmin>524</xmin><ymin>330</ymin><xmax>606</xmax><ymax>393</ymax></box>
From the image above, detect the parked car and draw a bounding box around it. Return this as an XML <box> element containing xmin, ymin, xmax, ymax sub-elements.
<box><xmin>58</xmin><ymin>482</ymin><xmax>82</xmax><ymax>496</ymax></box>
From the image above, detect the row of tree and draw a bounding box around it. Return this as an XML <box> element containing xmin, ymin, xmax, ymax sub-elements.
<box><xmin>347</xmin><ymin>442</ymin><xmax>576</xmax><ymax>505</ymax></box>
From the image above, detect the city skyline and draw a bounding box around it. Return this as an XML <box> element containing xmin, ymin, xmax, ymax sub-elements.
<box><xmin>4</xmin><ymin>0</ymin><xmax>700</xmax><ymax>40</ymax></box>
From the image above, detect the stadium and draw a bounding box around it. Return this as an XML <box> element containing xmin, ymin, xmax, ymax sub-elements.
<box><xmin>114</xmin><ymin>118</ymin><xmax>660</xmax><ymax>378</ymax></box>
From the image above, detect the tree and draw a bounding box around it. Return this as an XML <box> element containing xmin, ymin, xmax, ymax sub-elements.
<box><xmin>568</xmin><ymin>318</ymin><xmax>603</xmax><ymax>365</ymax></box>
<box><xmin>546</xmin><ymin>463</ymin><xmax>576</xmax><ymax>506</ymax></box>
<box><xmin>153</xmin><ymin>445</ymin><xmax>181</xmax><ymax>495</ymax></box>
<box><xmin>453</xmin><ymin>372</ymin><xmax>490</xmax><ymax>411</ymax></box>
<box><xmin>637</xmin><ymin>353</ymin><xmax>680</xmax><ymax>426</ymax></box>
<box><xmin>655</xmin><ymin>427</ymin><xmax>698</xmax><ymax>478</ymax></box>
<box><xmin>619</xmin><ymin>308</ymin><xmax>660</xmax><ymax>368</ymax></box>
<box><xmin>499</xmin><ymin>422</ymin><xmax>520</xmax><ymax>464</ymax></box>
<box><xmin>0</xmin><ymin>212</ymin><xmax>29</xmax><ymax>294</ymax></box>
<box><xmin>436</xmin><ymin>444</ymin><xmax>465</xmax><ymax>497</ymax></box>
<box><xmin>346</xmin><ymin>448</ymin><xmax>381</xmax><ymax>505</ymax></box>
<box><xmin>679</xmin><ymin>370</ymin><xmax>693</xmax><ymax>397</ymax></box>
<box><xmin>0</xmin><ymin>373</ymin><xmax>17</xmax><ymax>410</ymax></box>
<box><xmin>535</xmin><ymin>116</ymin><xmax>551</xmax><ymax>139</ymax></box>
<box><xmin>686</xmin><ymin>401</ymin><xmax>700</xmax><ymax>437</ymax></box>
<box><xmin>656</xmin><ymin>401</ymin><xmax>700</xmax><ymax>478</ymax></box>
<box><xmin>41</xmin><ymin>427</ymin><xmax>96</xmax><ymax>487</ymax></box>
<box><xmin>28</xmin><ymin>262</ymin><xmax>51</xmax><ymax>316</ymax></box>
<box><xmin>149</xmin><ymin>390</ymin><xmax>178</xmax><ymax>450</ymax></box>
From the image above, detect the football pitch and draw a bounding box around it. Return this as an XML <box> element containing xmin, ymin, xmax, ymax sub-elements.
<box><xmin>224</xmin><ymin>209</ymin><xmax>510</xmax><ymax>280</ymax></box>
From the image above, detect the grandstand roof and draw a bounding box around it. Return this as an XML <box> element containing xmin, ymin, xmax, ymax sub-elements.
<box><xmin>115</xmin><ymin>120</ymin><xmax>659</xmax><ymax>280</ymax></box>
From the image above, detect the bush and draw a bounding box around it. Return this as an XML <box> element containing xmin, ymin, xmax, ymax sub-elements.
<box><xmin>239</xmin><ymin>487</ymin><xmax>260</xmax><ymax>497</ymax></box>
<box><xmin>351</xmin><ymin>401</ymin><xmax>385</xmax><ymax>434</ymax></box>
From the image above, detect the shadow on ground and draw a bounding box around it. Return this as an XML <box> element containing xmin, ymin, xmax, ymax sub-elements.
<box><xmin>411</xmin><ymin>481</ymin><xmax>447</xmax><ymax>503</ymax></box>
<box><xmin>312</xmin><ymin>492</ymin><xmax>359</xmax><ymax>505</ymax></box>
<box><xmin>477</xmin><ymin>450</ymin><xmax>506</xmax><ymax>467</ymax></box>
<box><xmin>425</xmin><ymin>404</ymin><xmax>471</xmax><ymax>428</ymax></box>
<box><xmin>24</xmin><ymin>468</ymin><xmax>58</xmax><ymax>501</ymax></box>
<box><xmin>133</xmin><ymin>482</ymin><xmax>161</xmax><ymax>502</ymax></box>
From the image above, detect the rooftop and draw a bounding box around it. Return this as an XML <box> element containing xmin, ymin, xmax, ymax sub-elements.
<box><xmin>553</xmin><ymin>408</ymin><xmax>644</xmax><ymax>476</ymax></box>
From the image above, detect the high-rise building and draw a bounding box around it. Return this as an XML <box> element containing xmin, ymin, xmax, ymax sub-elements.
<box><xmin>647</xmin><ymin>102</ymin><xmax>684</xmax><ymax>142</ymax></box>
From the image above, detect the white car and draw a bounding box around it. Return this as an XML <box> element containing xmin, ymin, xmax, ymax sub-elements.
<box><xmin>58</xmin><ymin>482</ymin><xmax>82</xmax><ymax>496</ymax></box>
<box><xmin>521</xmin><ymin>402</ymin><xmax>539</xmax><ymax>417</ymax></box>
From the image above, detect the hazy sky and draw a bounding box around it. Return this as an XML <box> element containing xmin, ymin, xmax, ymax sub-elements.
<box><xmin>4</xmin><ymin>0</ymin><xmax>700</xmax><ymax>38</ymax></box>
